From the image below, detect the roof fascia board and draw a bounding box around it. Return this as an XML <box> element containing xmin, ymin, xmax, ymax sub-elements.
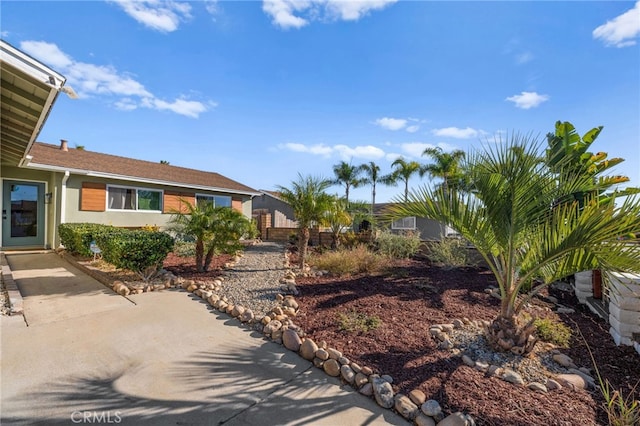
<box><xmin>1</xmin><ymin>40</ymin><xmax>65</xmax><ymax>87</ymax></box>
<box><xmin>25</xmin><ymin>162</ymin><xmax>260</xmax><ymax>197</ymax></box>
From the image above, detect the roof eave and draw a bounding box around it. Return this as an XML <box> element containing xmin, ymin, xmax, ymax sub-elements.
<box><xmin>25</xmin><ymin>162</ymin><xmax>260</xmax><ymax>197</ymax></box>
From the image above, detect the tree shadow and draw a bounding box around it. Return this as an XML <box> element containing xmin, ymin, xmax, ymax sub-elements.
<box><xmin>2</xmin><ymin>341</ymin><xmax>407</xmax><ymax>425</ymax></box>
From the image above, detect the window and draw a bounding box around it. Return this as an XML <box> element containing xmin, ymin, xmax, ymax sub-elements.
<box><xmin>196</xmin><ymin>194</ymin><xmax>232</xmax><ymax>208</ymax></box>
<box><xmin>107</xmin><ymin>186</ymin><xmax>162</xmax><ymax>211</ymax></box>
<box><xmin>391</xmin><ymin>216</ymin><xmax>416</xmax><ymax>230</ymax></box>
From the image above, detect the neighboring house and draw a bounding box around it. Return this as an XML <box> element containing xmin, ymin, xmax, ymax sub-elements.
<box><xmin>252</xmin><ymin>190</ymin><xmax>297</xmax><ymax>228</ymax></box>
<box><xmin>372</xmin><ymin>203</ymin><xmax>456</xmax><ymax>241</ymax></box>
<box><xmin>1</xmin><ymin>40</ymin><xmax>259</xmax><ymax>250</ymax></box>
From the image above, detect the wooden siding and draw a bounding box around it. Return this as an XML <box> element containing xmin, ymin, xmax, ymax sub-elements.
<box><xmin>232</xmin><ymin>197</ymin><xmax>242</xmax><ymax>213</ymax></box>
<box><xmin>163</xmin><ymin>191</ymin><xmax>195</xmax><ymax>214</ymax></box>
<box><xmin>80</xmin><ymin>182</ymin><xmax>106</xmax><ymax>211</ymax></box>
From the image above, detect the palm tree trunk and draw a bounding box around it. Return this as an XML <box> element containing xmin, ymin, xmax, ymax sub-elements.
<box><xmin>203</xmin><ymin>246</ymin><xmax>215</xmax><ymax>272</ymax></box>
<box><xmin>298</xmin><ymin>227</ymin><xmax>310</xmax><ymax>269</ymax></box>
<box><xmin>195</xmin><ymin>239</ymin><xmax>204</xmax><ymax>272</ymax></box>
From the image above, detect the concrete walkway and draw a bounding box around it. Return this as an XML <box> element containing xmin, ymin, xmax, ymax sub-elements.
<box><xmin>1</xmin><ymin>254</ymin><xmax>407</xmax><ymax>425</ymax></box>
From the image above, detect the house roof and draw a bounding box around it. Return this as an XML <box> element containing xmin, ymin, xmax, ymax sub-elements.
<box><xmin>0</xmin><ymin>40</ymin><xmax>67</xmax><ymax>167</ymax></box>
<box><xmin>27</xmin><ymin>142</ymin><xmax>259</xmax><ymax>196</ymax></box>
<box><xmin>258</xmin><ymin>189</ymin><xmax>284</xmax><ymax>200</ymax></box>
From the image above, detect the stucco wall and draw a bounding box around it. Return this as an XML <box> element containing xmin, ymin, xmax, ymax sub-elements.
<box><xmin>63</xmin><ymin>175</ymin><xmax>253</xmax><ymax>229</ymax></box>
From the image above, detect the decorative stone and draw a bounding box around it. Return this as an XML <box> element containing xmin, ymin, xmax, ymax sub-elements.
<box><xmin>437</xmin><ymin>412</ymin><xmax>475</xmax><ymax>426</ymax></box>
<box><xmin>340</xmin><ymin>365</ymin><xmax>355</xmax><ymax>383</ymax></box>
<box><xmin>323</xmin><ymin>359</ymin><xmax>341</xmax><ymax>377</ymax></box>
<box><xmin>231</xmin><ymin>305</ymin><xmax>245</xmax><ymax>318</ymax></box>
<box><xmin>567</xmin><ymin>369</ymin><xmax>595</xmax><ymax>388</ymax></box>
<box><xmin>452</xmin><ymin>319</ymin><xmax>465</xmax><ymax>328</ymax></box>
<box><xmin>338</xmin><ymin>356</ymin><xmax>350</xmax><ymax>365</ymax></box>
<box><xmin>394</xmin><ymin>394</ymin><xmax>419</xmax><ymax>420</ymax></box>
<box><xmin>439</xmin><ymin>339</ymin><xmax>454</xmax><ymax>350</ymax></box>
<box><xmin>283</xmin><ymin>329</ymin><xmax>302</xmax><ymax>351</ymax></box>
<box><xmin>263</xmin><ymin>320</ymin><xmax>282</xmax><ymax>335</ymax></box>
<box><xmin>186</xmin><ymin>283</ymin><xmax>198</xmax><ymax>293</ymax></box>
<box><xmin>421</xmin><ymin>399</ymin><xmax>442</xmax><ymax>417</ymax></box>
<box><xmin>225</xmin><ymin>304</ymin><xmax>235</xmax><ymax>315</ymax></box>
<box><xmin>502</xmin><ymin>369</ymin><xmax>525</xmax><ymax>385</ymax></box>
<box><xmin>327</xmin><ymin>348</ymin><xmax>342</xmax><ymax>360</ymax></box>
<box><xmin>313</xmin><ymin>357</ymin><xmax>324</xmax><ymax>368</ymax></box>
<box><xmin>552</xmin><ymin>353</ymin><xmax>576</xmax><ymax>368</ymax></box>
<box><xmin>381</xmin><ymin>374</ymin><xmax>393</xmax><ymax>384</ymax></box>
<box><xmin>474</xmin><ymin>361</ymin><xmax>489</xmax><ymax>372</ymax></box>
<box><xmin>315</xmin><ymin>348</ymin><xmax>330</xmax><ymax>361</ymax></box>
<box><xmin>409</xmin><ymin>389</ymin><xmax>426</xmax><ymax>406</ymax></box>
<box><xmin>354</xmin><ymin>372</ymin><xmax>369</xmax><ymax>388</ymax></box>
<box><xmin>440</xmin><ymin>323</ymin><xmax>454</xmax><ymax>333</ymax></box>
<box><xmin>372</xmin><ymin>376</ymin><xmax>394</xmax><ymax>409</ymax></box>
<box><xmin>350</xmin><ymin>362</ymin><xmax>362</xmax><ymax>373</ymax></box>
<box><xmin>415</xmin><ymin>413</ymin><xmax>436</xmax><ymax>426</ymax></box>
<box><xmin>462</xmin><ymin>355</ymin><xmax>475</xmax><ymax>367</ymax></box>
<box><xmin>271</xmin><ymin>328</ymin><xmax>283</xmax><ymax>342</ymax></box>
<box><xmin>300</xmin><ymin>338</ymin><xmax>318</xmax><ymax>361</ymax></box>
<box><xmin>283</xmin><ymin>297</ymin><xmax>299</xmax><ymax>310</ymax></box>
<box><xmin>361</xmin><ymin>366</ymin><xmax>373</xmax><ymax>375</ymax></box>
<box><xmin>359</xmin><ymin>383</ymin><xmax>374</xmax><ymax>396</ymax></box>
<box><xmin>527</xmin><ymin>382</ymin><xmax>547</xmax><ymax>393</ymax></box>
<box><xmin>262</xmin><ymin>315</ymin><xmax>271</xmax><ymax>325</ymax></box>
<box><xmin>545</xmin><ymin>378</ymin><xmax>562</xmax><ymax>390</ymax></box>
<box><xmin>486</xmin><ymin>365</ymin><xmax>502</xmax><ymax>377</ymax></box>
<box><xmin>240</xmin><ymin>309</ymin><xmax>254</xmax><ymax>323</ymax></box>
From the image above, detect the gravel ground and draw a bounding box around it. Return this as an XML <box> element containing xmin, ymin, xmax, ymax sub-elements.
<box><xmin>218</xmin><ymin>242</ymin><xmax>288</xmax><ymax>317</ymax></box>
<box><xmin>0</xmin><ymin>275</ymin><xmax>10</xmax><ymax>316</ymax></box>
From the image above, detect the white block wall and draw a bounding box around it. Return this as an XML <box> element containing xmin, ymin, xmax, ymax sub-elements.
<box><xmin>607</xmin><ymin>271</ymin><xmax>640</xmax><ymax>348</ymax></box>
<box><xmin>574</xmin><ymin>270</ymin><xmax>593</xmax><ymax>304</ymax></box>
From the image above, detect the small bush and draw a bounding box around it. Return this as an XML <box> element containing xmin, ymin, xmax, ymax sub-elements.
<box><xmin>337</xmin><ymin>310</ymin><xmax>382</xmax><ymax>333</ymax></box>
<box><xmin>426</xmin><ymin>237</ymin><xmax>475</xmax><ymax>268</ymax></box>
<box><xmin>375</xmin><ymin>230</ymin><xmax>421</xmax><ymax>259</ymax></box>
<box><xmin>58</xmin><ymin>223</ymin><xmax>114</xmax><ymax>257</ymax></box>
<box><xmin>310</xmin><ymin>245</ymin><xmax>385</xmax><ymax>275</ymax></box>
<box><xmin>95</xmin><ymin>229</ymin><xmax>174</xmax><ymax>281</ymax></box>
<box><xmin>534</xmin><ymin>317</ymin><xmax>572</xmax><ymax>347</ymax></box>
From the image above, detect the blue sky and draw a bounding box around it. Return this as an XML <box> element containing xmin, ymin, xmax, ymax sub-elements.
<box><xmin>3</xmin><ymin>1</ymin><xmax>639</xmax><ymax>203</ymax></box>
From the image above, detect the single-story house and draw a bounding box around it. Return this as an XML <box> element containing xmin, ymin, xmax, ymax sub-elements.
<box><xmin>1</xmin><ymin>40</ymin><xmax>258</xmax><ymax>250</ymax></box>
<box><xmin>370</xmin><ymin>203</ymin><xmax>457</xmax><ymax>241</ymax></box>
<box><xmin>252</xmin><ymin>190</ymin><xmax>297</xmax><ymax>228</ymax></box>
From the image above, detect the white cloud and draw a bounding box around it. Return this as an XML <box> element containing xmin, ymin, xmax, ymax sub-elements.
<box><xmin>593</xmin><ymin>1</ymin><xmax>640</xmax><ymax>48</ymax></box>
<box><xmin>204</xmin><ymin>0</ymin><xmax>220</xmax><ymax>18</ymax></box>
<box><xmin>400</xmin><ymin>142</ymin><xmax>458</xmax><ymax>158</ymax></box>
<box><xmin>20</xmin><ymin>40</ymin><xmax>73</xmax><ymax>69</ymax></box>
<box><xmin>1</xmin><ymin>31</ymin><xmax>9</xmax><ymax>38</ymax></box>
<box><xmin>405</xmin><ymin>125</ymin><xmax>420</xmax><ymax>133</ymax></box>
<box><xmin>278</xmin><ymin>142</ymin><xmax>385</xmax><ymax>160</ymax></box>
<box><xmin>505</xmin><ymin>91</ymin><xmax>549</xmax><ymax>109</ymax></box>
<box><xmin>262</xmin><ymin>0</ymin><xmax>396</xmax><ymax>29</ymax></box>
<box><xmin>375</xmin><ymin>117</ymin><xmax>407</xmax><ymax>131</ymax></box>
<box><xmin>20</xmin><ymin>40</ymin><xmax>210</xmax><ymax>118</ymax></box>
<box><xmin>110</xmin><ymin>0</ymin><xmax>192</xmax><ymax>32</ymax></box>
<box><xmin>432</xmin><ymin>127</ymin><xmax>479</xmax><ymax>139</ymax></box>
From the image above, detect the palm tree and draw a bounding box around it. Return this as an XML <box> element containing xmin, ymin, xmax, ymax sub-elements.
<box><xmin>385</xmin><ymin>157</ymin><xmax>424</xmax><ymax>202</ymax></box>
<box><xmin>324</xmin><ymin>196</ymin><xmax>352</xmax><ymax>249</ymax></box>
<box><xmin>331</xmin><ymin>161</ymin><xmax>367</xmax><ymax>204</ymax></box>
<box><xmin>361</xmin><ymin>161</ymin><xmax>395</xmax><ymax>214</ymax></box>
<box><xmin>277</xmin><ymin>174</ymin><xmax>333</xmax><ymax>269</ymax></box>
<box><xmin>169</xmin><ymin>201</ymin><xmax>250</xmax><ymax>272</ymax></box>
<box><xmin>421</xmin><ymin>147</ymin><xmax>466</xmax><ymax>193</ymax></box>
<box><xmin>389</xmin><ymin>133</ymin><xmax>640</xmax><ymax>355</ymax></box>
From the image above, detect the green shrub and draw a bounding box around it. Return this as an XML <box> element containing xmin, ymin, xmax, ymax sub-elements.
<box><xmin>95</xmin><ymin>229</ymin><xmax>174</xmax><ymax>281</ymax></box>
<box><xmin>58</xmin><ymin>223</ymin><xmax>114</xmax><ymax>257</ymax></box>
<box><xmin>337</xmin><ymin>310</ymin><xmax>382</xmax><ymax>333</ymax></box>
<box><xmin>534</xmin><ymin>317</ymin><xmax>572</xmax><ymax>347</ymax></box>
<box><xmin>426</xmin><ymin>237</ymin><xmax>475</xmax><ymax>268</ymax></box>
<box><xmin>174</xmin><ymin>240</ymin><xmax>196</xmax><ymax>258</ymax></box>
<box><xmin>375</xmin><ymin>230</ymin><xmax>421</xmax><ymax>259</ymax></box>
<box><xmin>310</xmin><ymin>245</ymin><xmax>385</xmax><ymax>275</ymax></box>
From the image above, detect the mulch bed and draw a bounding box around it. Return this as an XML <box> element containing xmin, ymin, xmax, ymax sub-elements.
<box><xmin>292</xmin><ymin>259</ymin><xmax>640</xmax><ymax>426</ymax></box>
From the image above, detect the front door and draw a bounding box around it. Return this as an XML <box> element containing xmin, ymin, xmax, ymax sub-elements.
<box><xmin>2</xmin><ymin>180</ymin><xmax>45</xmax><ymax>247</ymax></box>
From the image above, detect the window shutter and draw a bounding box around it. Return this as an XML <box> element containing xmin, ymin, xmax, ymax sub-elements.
<box><xmin>163</xmin><ymin>191</ymin><xmax>195</xmax><ymax>214</ymax></box>
<box><xmin>80</xmin><ymin>182</ymin><xmax>106</xmax><ymax>211</ymax></box>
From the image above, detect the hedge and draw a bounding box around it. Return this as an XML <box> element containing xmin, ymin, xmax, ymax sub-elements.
<box><xmin>94</xmin><ymin>229</ymin><xmax>174</xmax><ymax>280</ymax></box>
<box><xmin>58</xmin><ymin>223</ymin><xmax>114</xmax><ymax>257</ymax></box>
<box><xmin>59</xmin><ymin>223</ymin><xmax>175</xmax><ymax>280</ymax></box>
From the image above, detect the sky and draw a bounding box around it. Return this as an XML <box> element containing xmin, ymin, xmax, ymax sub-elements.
<box><xmin>2</xmin><ymin>0</ymin><xmax>639</xmax><ymax>204</ymax></box>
